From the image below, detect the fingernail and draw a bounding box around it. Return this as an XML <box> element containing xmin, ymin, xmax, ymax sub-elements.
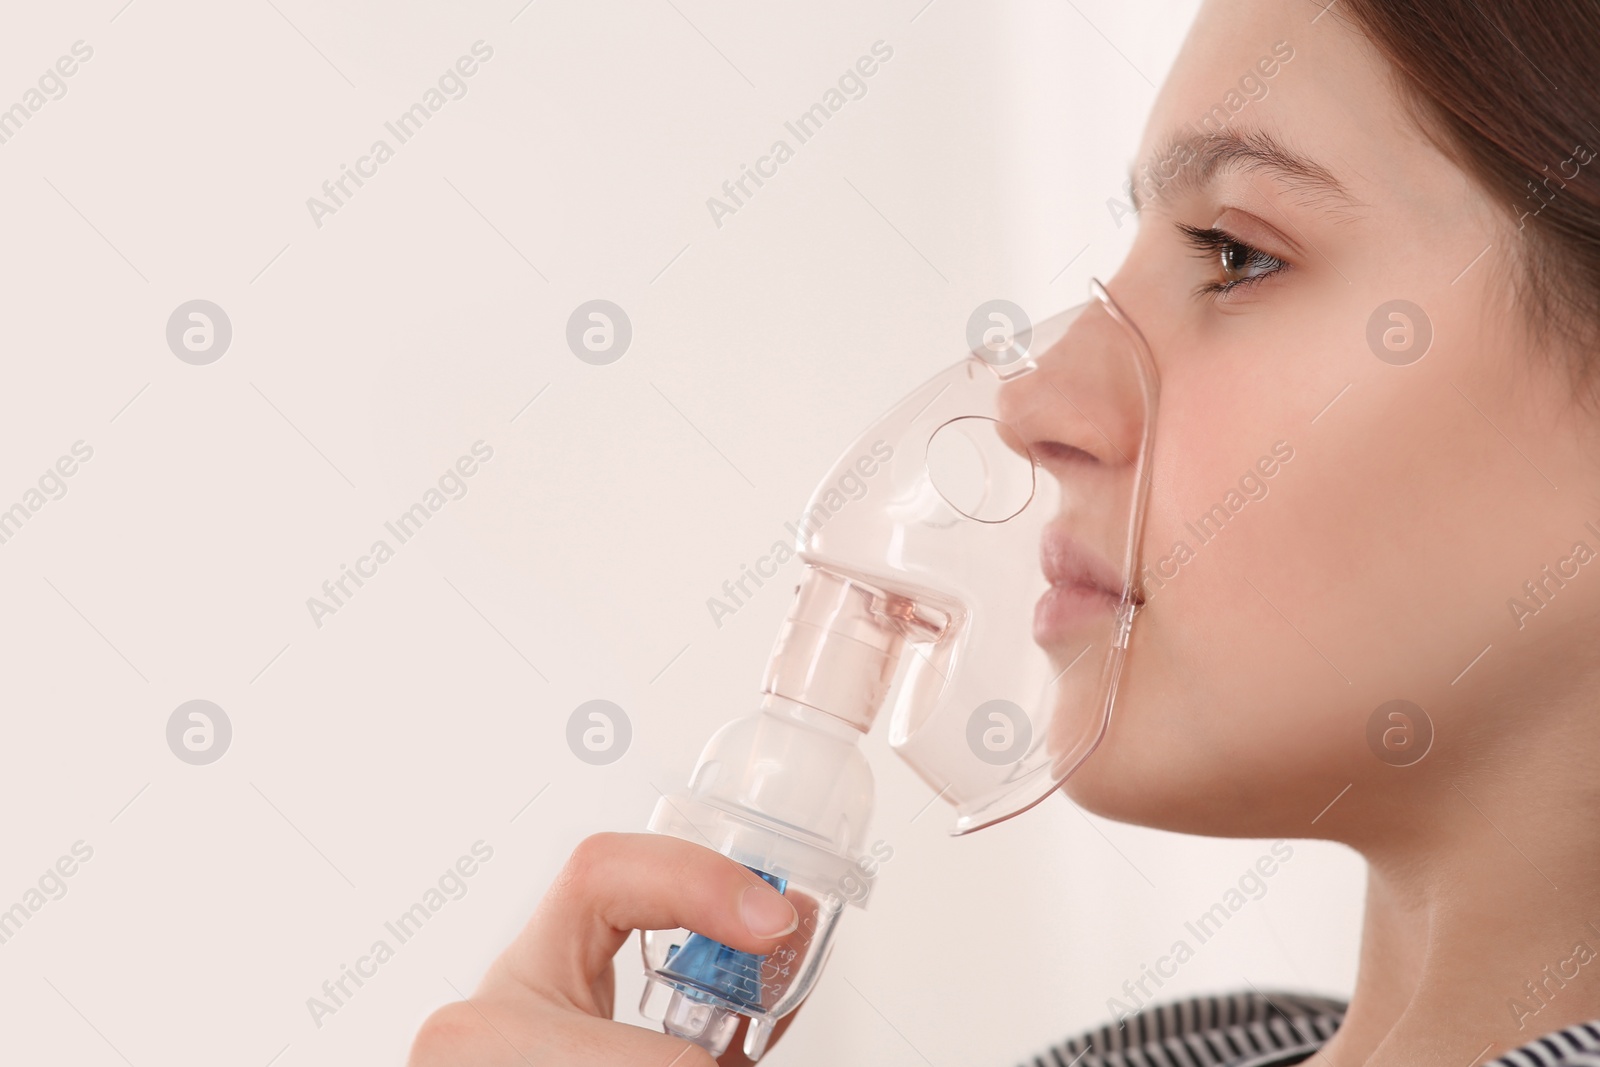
<box><xmin>740</xmin><ymin>883</ymin><xmax>798</xmax><ymax>938</ymax></box>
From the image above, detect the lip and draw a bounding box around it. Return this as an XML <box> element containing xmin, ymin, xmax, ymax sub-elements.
<box><xmin>1034</xmin><ymin>524</ymin><xmax>1140</xmax><ymax>645</ymax></box>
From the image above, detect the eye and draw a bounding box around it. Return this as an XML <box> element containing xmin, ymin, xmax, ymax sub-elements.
<box><xmin>1177</xmin><ymin>223</ymin><xmax>1287</xmax><ymax>299</ymax></box>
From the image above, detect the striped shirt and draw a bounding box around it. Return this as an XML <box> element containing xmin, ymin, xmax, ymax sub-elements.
<box><xmin>1020</xmin><ymin>990</ymin><xmax>1600</xmax><ymax>1067</ymax></box>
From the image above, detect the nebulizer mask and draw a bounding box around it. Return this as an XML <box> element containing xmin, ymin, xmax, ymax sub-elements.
<box><xmin>640</xmin><ymin>280</ymin><xmax>1160</xmax><ymax>1061</ymax></box>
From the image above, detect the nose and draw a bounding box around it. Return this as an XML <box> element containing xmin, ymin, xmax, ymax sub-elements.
<box><xmin>994</xmin><ymin>288</ymin><xmax>1155</xmax><ymax>480</ymax></box>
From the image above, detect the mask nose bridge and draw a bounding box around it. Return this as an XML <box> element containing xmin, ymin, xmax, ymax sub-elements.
<box><xmin>995</xmin><ymin>296</ymin><xmax>1150</xmax><ymax>475</ymax></box>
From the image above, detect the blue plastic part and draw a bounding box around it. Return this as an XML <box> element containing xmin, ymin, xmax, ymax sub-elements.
<box><xmin>657</xmin><ymin>868</ymin><xmax>788</xmax><ymax>1012</ymax></box>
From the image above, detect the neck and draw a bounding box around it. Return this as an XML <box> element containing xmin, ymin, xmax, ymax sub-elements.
<box><xmin>1318</xmin><ymin>761</ymin><xmax>1600</xmax><ymax>1067</ymax></box>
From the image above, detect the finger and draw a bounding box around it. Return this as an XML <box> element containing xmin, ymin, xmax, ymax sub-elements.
<box><xmin>490</xmin><ymin>832</ymin><xmax>799</xmax><ymax>1005</ymax></box>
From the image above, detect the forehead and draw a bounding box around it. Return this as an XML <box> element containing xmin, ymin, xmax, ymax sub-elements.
<box><xmin>1135</xmin><ymin>0</ymin><xmax>1448</xmax><ymax>215</ymax></box>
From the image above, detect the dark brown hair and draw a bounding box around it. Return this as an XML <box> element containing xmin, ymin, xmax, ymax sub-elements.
<box><xmin>1341</xmin><ymin>0</ymin><xmax>1600</xmax><ymax>384</ymax></box>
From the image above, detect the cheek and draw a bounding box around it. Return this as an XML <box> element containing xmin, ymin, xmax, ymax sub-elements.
<box><xmin>1060</xmin><ymin>294</ymin><xmax>1445</xmax><ymax>826</ymax></box>
<box><xmin>1064</xmin><ymin>281</ymin><xmax>1600</xmax><ymax>833</ymax></box>
<box><xmin>1063</xmin><ymin>356</ymin><xmax>1367</xmax><ymax>830</ymax></box>
<box><xmin>1065</xmin><ymin>574</ymin><xmax>1368</xmax><ymax>833</ymax></box>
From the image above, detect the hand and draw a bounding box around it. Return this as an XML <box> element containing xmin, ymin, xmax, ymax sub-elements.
<box><xmin>407</xmin><ymin>832</ymin><xmax>804</xmax><ymax>1066</ymax></box>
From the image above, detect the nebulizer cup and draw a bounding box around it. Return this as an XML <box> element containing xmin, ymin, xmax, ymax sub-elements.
<box><xmin>639</xmin><ymin>280</ymin><xmax>1159</xmax><ymax>1061</ymax></box>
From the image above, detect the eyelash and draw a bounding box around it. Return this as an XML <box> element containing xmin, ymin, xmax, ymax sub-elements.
<box><xmin>1177</xmin><ymin>223</ymin><xmax>1287</xmax><ymax>299</ymax></box>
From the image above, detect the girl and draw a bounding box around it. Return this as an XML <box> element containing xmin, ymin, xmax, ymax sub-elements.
<box><xmin>409</xmin><ymin>1</ymin><xmax>1600</xmax><ymax>1063</ymax></box>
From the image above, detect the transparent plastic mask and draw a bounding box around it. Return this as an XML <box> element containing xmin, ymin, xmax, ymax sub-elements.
<box><xmin>642</xmin><ymin>280</ymin><xmax>1158</xmax><ymax>1060</ymax></box>
<box><xmin>817</xmin><ymin>278</ymin><xmax>1160</xmax><ymax>832</ymax></box>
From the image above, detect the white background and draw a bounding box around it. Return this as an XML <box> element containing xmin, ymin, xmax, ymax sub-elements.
<box><xmin>0</xmin><ymin>1</ymin><xmax>1365</xmax><ymax>1064</ymax></box>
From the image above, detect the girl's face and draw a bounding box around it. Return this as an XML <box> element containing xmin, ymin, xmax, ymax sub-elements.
<box><xmin>1031</xmin><ymin>0</ymin><xmax>1600</xmax><ymax>841</ymax></box>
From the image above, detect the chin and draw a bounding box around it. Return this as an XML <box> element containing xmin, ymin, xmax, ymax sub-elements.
<box><xmin>1059</xmin><ymin>723</ymin><xmax>1320</xmax><ymax>840</ymax></box>
<box><xmin>1059</xmin><ymin>749</ymin><xmax>1218</xmax><ymax>834</ymax></box>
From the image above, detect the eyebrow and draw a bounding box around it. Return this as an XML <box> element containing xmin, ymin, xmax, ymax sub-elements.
<box><xmin>1128</xmin><ymin>127</ymin><xmax>1359</xmax><ymax>216</ymax></box>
